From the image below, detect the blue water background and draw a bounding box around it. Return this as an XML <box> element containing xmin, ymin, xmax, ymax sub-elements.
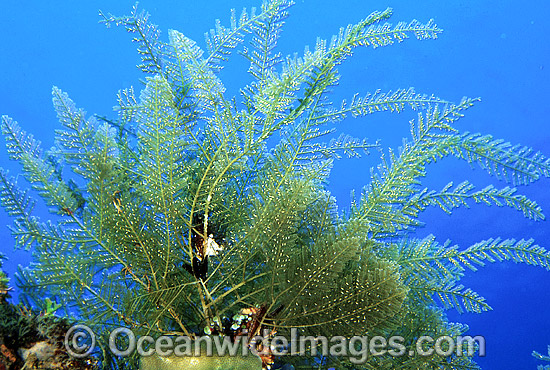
<box><xmin>0</xmin><ymin>1</ymin><xmax>549</xmax><ymax>369</ymax></box>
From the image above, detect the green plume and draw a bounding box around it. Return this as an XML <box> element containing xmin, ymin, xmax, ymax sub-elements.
<box><xmin>0</xmin><ymin>2</ymin><xmax>548</xmax><ymax>369</ymax></box>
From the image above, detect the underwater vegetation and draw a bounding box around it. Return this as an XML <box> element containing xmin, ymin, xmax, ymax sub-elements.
<box><xmin>1</xmin><ymin>0</ymin><xmax>549</xmax><ymax>369</ymax></box>
<box><xmin>0</xmin><ymin>256</ymin><xmax>8</xmax><ymax>298</ymax></box>
<box><xmin>0</xmin><ymin>257</ymin><xmax>95</xmax><ymax>369</ymax></box>
<box><xmin>534</xmin><ymin>346</ymin><xmax>550</xmax><ymax>370</ymax></box>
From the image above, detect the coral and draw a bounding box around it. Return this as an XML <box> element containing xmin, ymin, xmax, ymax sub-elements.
<box><xmin>0</xmin><ymin>301</ymin><xmax>97</xmax><ymax>369</ymax></box>
<box><xmin>0</xmin><ymin>300</ymin><xmax>97</xmax><ymax>369</ymax></box>
<box><xmin>1</xmin><ymin>1</ymin><xmax>549</xmax><ymax>369</ymax></box>
<box><xmin>0</xmin><ymin>258</ymin><xmax>95</xmax><ymax>370</ymax></box>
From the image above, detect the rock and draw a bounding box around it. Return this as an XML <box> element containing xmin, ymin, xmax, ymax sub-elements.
<box><xmin>0</xmin><ymin>344</ymin><xmax>17</xmax><ymax>369</ymax></box>
<box><xmin>19</xmin><ymin>341</ymin><xmax>55</xmax><ymax>362</ymax></box>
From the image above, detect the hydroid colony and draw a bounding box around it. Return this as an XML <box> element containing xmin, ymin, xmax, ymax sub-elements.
<box><xmin>1</xmin><ymin>1</ymin><xmax>549</xmax><ymax>369</ymax></box>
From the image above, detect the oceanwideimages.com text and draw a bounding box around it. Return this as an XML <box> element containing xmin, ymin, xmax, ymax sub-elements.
<box><xmin>66</xmin><ymin>325</ymin><xmax>485</xmax><ymax>364</ymax></box>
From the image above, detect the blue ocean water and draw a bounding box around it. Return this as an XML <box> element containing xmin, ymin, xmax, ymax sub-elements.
<box><xmin>0</xmin><ymin>1</ymin><xmax>548</xmax><ymax>369</ymax></box>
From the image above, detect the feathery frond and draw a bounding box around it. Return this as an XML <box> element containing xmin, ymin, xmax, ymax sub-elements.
<box><xmin>314</xmin><ymin>88</ymin><xmax>447</xmax><ymax>124</ymax></box>
<box><xmin>244</xmin><ymin>0</ymin><xmax>293</xmax><ymax>80</ymax></box>
<box><xmin>0</xmin><ymin>169</ymin><xmax>35</xmax><ymax>225</ymax></box>
<box><xmin>1</xmin><ymin>116</ymin><xmax>77</xmax><ymax>213</ymax></box>
<box><xmin>0</xmin><ymin>3</ymin><xmax>547</xmax><ymax>370</ymax></box>
<box><xmin>100</xmin><ymin>3</ymin><xmax>163</xmax><ymax>75</ymax></box>
<box><xmin>169</xmin><ymin>30</ymin><xmax>226</xmax><ymax>111</ymax></box>
<box><xmin>451</xmin><ymin>132</ymin><xmax>550</xmax><ymax>185</ymax></box>
<box><xmin>405</xmin><ymin>180</ymin><xmax>545</xmax><ymax>220</ymax></box>
<box><xmin>354</xmin><ymin>99</ymin><xmax>478</xmax><ymax>237</ymax></box>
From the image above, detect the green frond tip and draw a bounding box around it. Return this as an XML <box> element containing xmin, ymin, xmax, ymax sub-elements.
<box><xmin>437</xmin><ymin>284</ymin><xmax>492</xmax><ymax>314</ymax></box>
<box><xmin>299</xmin><ymin>133</ymin><xmax>378</xmax><ymax>160</ymax></box>
<box><xmin>395</xmin><ymin>235</ymin><xmax>549</xmax><ymax>313</ymax></box>
<box><xmin>1</xmin><ymin>116</ymin><xmax>77</xmax><ymax>214</ymax></box>
<box><xmin>0</xmin><ymin>169</ymin><xmax>35</xmax><ymax>223</ymax></box>
<box><xmin>169</xmin><ymin>29</ymin><xmax>226</xmax><ymax>110</ymax></box>
<box><xmin>533</xmin><ymin>345</ymin><xmax>550</xmax><ymax>362</ymax></box>
<box><xmin>464</xmin><ymin>238</ymin><xmax>550</xmax><ymax>270</ymax></box>
<box><xmin>314</xmin><ymin>88</ymin><xmax>448</xmax><ymax>124</ymax></box>
<box><xmin>360</xmin><ymin>12</ymin><xmax>442</xmax><ymax>48</ymax></box>
<box><xmin>1</xmin><ymin>115</ymin><xmax>42</xmax><ymax>160</ymax></box>
<box><xmin>407</xmin><ymin>277</ymin><xmax>492</xmax><ymax>314</ymax></box>
<box><xmin>406</xmin><ymin>180</ymin><xmax>545</xmax><ymax>221</ymax></box>
<box><xmin>397</xmin><ymin>235</ymin><xmax>550</xmax><ymax>278</ymax></box>
<box><xmin>51</xmin><ymin>86</ymin><xmax>109</xmax><ymax>180</ymax></box>
<box><xmin>99</xmin><ymin>3</ymin><xmax>163</xmax><ymax>75</ymax></box>
<box><xmin>250</xmin><ymin>10</ymin><xmax>442</xmax><ymax>120</ymax></box>
<box><xmin>451</xmin><ymin>132</ymin><xmax>550</xmax><ymax>185</ymax></box>
<box><xmin>243</xmin><ymin>0</ymin><xmax>293</xmax><ymax>80</ymax></box>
